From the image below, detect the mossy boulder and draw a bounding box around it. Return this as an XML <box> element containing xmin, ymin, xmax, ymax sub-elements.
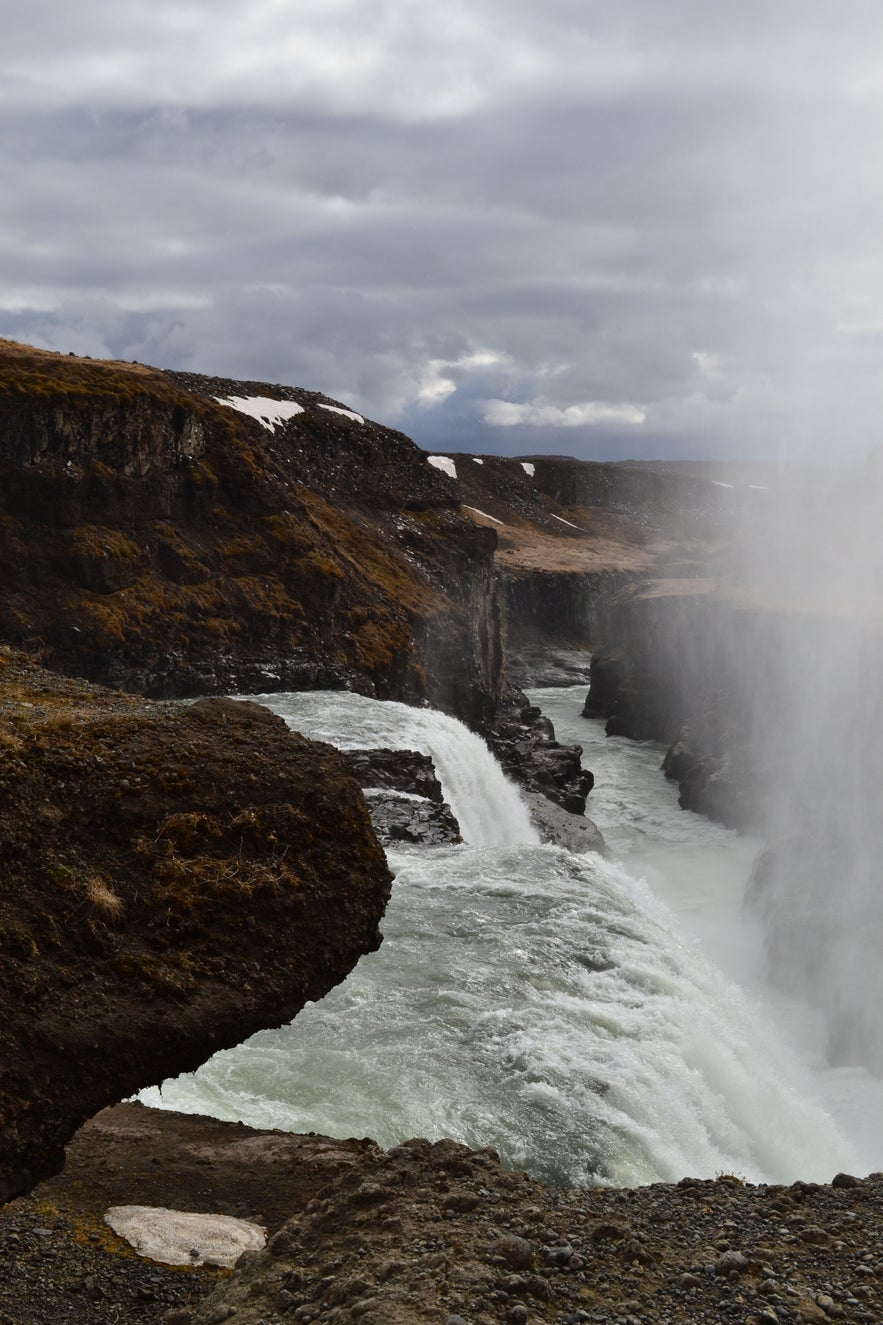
<box><xmin>0</xmin><ymin>652</ymin><xmax>392</xmax><ymax>1202</ymax></box>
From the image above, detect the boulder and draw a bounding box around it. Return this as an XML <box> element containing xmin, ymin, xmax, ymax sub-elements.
<box><xmin>0</xmin><ymin>652</ymin><xmax>392</xmax><ymax>1202</ymax></box>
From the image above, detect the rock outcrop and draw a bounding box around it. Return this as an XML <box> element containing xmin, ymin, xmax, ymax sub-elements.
<box><xmin>487</xmin><ymin>696</ymin><xmax>596</xmax><ymax>818</ymax></box>
<box><xmin>344</xmin><ymin>748</ymin><xmax>462</xmax><ymax>847</ymax></box>
<box><xmin>0</xmin><ymin>651</ymin><xmax>392</xmax><ymax>1202</ymax></box>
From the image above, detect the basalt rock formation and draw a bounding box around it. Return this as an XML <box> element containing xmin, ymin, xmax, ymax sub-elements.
<box><xmin>343</xmin><ymin>748</ymin><xmax>462</xmax><ymax>847</ymax></box>
<box><xmin>0</xmin><ymin>650</ymin><xmax>392</xmax><ymax>1202</ymax></box>
<box><xmin>0</xmin><ymin>341</ymin><xmax>502</xmax><ymax>726</ymax></box>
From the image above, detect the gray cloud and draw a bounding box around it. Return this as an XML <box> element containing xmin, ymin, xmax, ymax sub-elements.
<box><xmin>3</xmin><ymin>2</ymin><xmax>883</xmax><ymax>461</ymax></box>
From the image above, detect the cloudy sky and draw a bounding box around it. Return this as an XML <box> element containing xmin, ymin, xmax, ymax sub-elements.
<box><xmin>4</xmin><ymin>1</ymin><xmax>883</xmax><ymax>462</ymax></box>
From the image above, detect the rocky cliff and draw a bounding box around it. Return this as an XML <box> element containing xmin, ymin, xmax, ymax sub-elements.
<box><xmin>0</xmin><ymin>651</ymin><xmax>392</xmax><ymax>1202</ymax></box>
<box><xmin>0</xmin><ymin>341</ymin><xmax>503</xmax><ymax>725</ymax></box>
<box><xmin>433</xmin><ymin>446</ymin><xmax>729</xmax><ymax>676</ymax></box>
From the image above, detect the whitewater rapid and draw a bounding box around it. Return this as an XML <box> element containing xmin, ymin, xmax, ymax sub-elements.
<box><xmin>142</xmin><ymin>687</ymin><xmax>881</xmax><ymax>1186</ymax></box>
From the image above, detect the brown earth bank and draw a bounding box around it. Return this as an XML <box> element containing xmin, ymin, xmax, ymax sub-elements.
<box><xmin>3</xmin><ymin>1102</ymin><xmax>881</xmax><ymax>1325</ymax></box>
<box><xmin>0</xmin><ymin>649</ymin><xmax>392</xmax><ymax>1203</ymax></box>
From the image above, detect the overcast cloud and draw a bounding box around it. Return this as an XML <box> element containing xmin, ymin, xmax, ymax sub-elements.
<box><xmin>4</xmin><ymin>1</ymin><xmax>883</xmax><ymax>462</ymax></box>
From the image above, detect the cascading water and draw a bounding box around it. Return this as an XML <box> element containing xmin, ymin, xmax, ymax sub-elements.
<box><xmin>241</xmin><ymin>691</ymin><xmax>539</xmax><ymax>849</ymax></box>
<box><xmin>142</xmin><ymin>688</ymin><xmax>872</xmax><ymax>1186</ymax></box>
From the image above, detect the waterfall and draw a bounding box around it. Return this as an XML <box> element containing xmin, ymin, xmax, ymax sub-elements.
<box><xmin>246</xmin><ymin>690</ymin><xmax>539</xmax><ymax>848</ymax></box>
<box><xmin>141</xmin><ymin>688</ymin><xmax>867</xmax><ymax>1186</ymax></box>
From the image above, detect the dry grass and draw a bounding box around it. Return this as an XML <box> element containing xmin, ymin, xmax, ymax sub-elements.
<box><xmin>84</xmin><ymin>876</ymin><xmax>125</xmax><ymax>923</ymax></box>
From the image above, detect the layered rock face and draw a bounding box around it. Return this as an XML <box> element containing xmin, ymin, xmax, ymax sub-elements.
<box><xmin>0</xmin><ymin>651</ymin><xmax>392</xmax><ymax>1201</ymax></box>
<box><xmin>0</xmin><ymin>341</ymin><xmax>503</xmax><ymax>723</ymax></box>
<box><xmin>343</xmin><ymin>748</ymin><xmax>462</xmax><ymax>847</ymax></box>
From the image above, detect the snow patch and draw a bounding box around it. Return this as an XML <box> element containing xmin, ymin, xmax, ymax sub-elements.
<box><xmin>472</xmin><ymin>457</ymin><xmax>484</xmax><ymax>465</ymax></box>
<box><xmin>428</xmin><ymin>455</ymin><xmax>457</xmax><ymax>479</ymax></box>
<box><xmin>551</xmin><ymin>513</ymin><xmax>582</xmax><ymax>530</ymax></box>
<box><xmin>521</xmin><ymin>462</ymin><xmax>535</xmax><ymax>477</ymax></box>
<box><xmin>213</xmin><ymin>395</ymin><xmax>304</xmax><ymax>432</ymax></box>
<box><xmin>363</xmin><ymin>786</ymin><xmax>430</xmax><ymax>804</ymax></box>
<box><xmin>318</xmin><ymin>403</ymin><xmax>365</xmax><ymax>424</ymax></box>
<box><xmin>462</xmin><ymin>504</ymin><xmax>504</xmax><ymax>526</ymax></box>
<box><xmin>105</xmin><ymin>1206</ymin><xmax>266</xmax><ymax>1268</ymax></box>
<box><xmin>712</xmin><ymin>480</ymin><xmax>735</xmax><ymax>489</ymax></box>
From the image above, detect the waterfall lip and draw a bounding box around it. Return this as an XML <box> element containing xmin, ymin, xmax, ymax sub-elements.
<box><xmin>238</xmin><ymin>690</ymin><xmax>540</xmax><ymax>849</ymax></box>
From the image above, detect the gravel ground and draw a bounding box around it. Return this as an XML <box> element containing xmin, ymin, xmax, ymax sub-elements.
<box><xmin>2</xmin><ymin>1105</ymin><xmax>881</xmax><ymax>1325</ymax></box>
<box><xmin>195</xmin><ymin>1140</ymin><xmax>883</xmax><ymax>1325</ymax></box>
<box><xmin>0</xmin><ymin>1193</ymin><xmax>220</xmax><ymax>1325</ymax></box>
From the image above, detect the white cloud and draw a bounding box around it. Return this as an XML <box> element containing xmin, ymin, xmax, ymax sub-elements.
<box><xmin>7</xmin><ymin>3</ymin><xmax>883</xmax><ymax>461</ymax></box>
<box><xmin>416</xmin><ymin>349</ymin><xmax>510</xmax><ymax>407</ymax></box>
<box><xmin>482</xmin><ymin>399</ymin><xmax>646</xmax><ymax>428</ymax></box>
<box><xmin>692</xmin><ymin>351</ymin><xmax>723</xmax><ymax>378</ymax></box>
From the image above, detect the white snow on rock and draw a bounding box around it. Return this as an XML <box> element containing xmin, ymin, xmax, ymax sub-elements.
<box><xmin>363</xmin><ymin>786</ymin><xmax>429</xmax><ymax>804</ymax></box>
<box><xmin>427</xmin><ymin>455</ymin><xmax>457</xmax><ymax>479</ymax></box>
<box><xmin>551</xmin><ymin>513</ymin><xmax>582</xmax><ymax>530</ymax></box>
<box><xmin>213</xmin><ymin>395</ymin><xmax>305</xmax><ymax>432</ymax></box>
<box><xmin>521</xmin><ymin>461</ymin><xmax>535</xmax><ymax>477</ymax></box>
<box><xmin>105</xmin><ymin>1205</ymin><xmax>266</xmax><ymax>1268</ymax></box>
<box><xmin>318</xmin><ymin>403</ymin><xmax>365</xmax><ymax>424</ymax></box>
<box><xmin>462</xmin><ymin>504</ymin><xmax>504</xmax><ymax>526</ymax></box>
<box><xmin>472</xmin><ymin>457</ymin><xmax>484</xmax><ymax>465</ymax></box>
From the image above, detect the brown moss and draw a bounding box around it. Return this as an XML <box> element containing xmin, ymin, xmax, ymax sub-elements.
<box><xmin>0</xmin><ymin>340</ymin><xmax>211</xmax><ymax>418</ymax></box>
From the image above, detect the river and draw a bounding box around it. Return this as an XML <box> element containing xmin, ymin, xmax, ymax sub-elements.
<box><xmin>141</xmin><ymin>685</ymin><xmax>883</xmax><ymax>1186</ymax></box>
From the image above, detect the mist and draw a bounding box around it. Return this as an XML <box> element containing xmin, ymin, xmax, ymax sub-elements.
<box><xmin>709</xmin><ymin>457</ymin><xmax>883</xmax><ymax>1072</ymax></box>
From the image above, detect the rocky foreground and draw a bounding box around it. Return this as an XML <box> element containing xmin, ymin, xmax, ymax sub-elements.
<box><xmin>2</xmin><ymin>1103</ymin><xmax>880</xmax><ymax>1325</ymax></box>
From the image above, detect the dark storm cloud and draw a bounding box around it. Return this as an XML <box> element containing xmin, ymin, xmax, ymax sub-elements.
<box><xmin>3</xmin><ymin>1</ymin><xmax>883</xmax><ymax>461</ymax></box>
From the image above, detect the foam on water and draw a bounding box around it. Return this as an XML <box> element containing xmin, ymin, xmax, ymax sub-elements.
<box><xmin>242</xmin><ymin>690</ymin><xmax>539</xmax><ymax>848</ymax></box>
<box><xmin>142</xmin><ymin>689</ymin><xmax>864</xmax><ymax>1186</ymax></box>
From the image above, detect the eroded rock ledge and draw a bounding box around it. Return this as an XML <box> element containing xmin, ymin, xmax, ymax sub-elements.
<box><xmin>0</xmin><ymin>651</ymin><xmax>392</xmax><ymax>1202</ymax></box>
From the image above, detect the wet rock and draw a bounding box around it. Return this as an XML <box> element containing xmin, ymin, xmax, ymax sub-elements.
<box><xmin>582</xmin><ymin>651</ymin><xmax>625</xmax><ymax>719</ymax></box>
<box><xmin>522</xmin><ymin>790</ymin><xmax>606</xmax><ymax>854</ymax></box>
<box><xmin>359</xmin><ymin>788</ymin><xmax>462</xmax><ymax>847</ymax></box>
<box><xmin>488</xmin><ymin>692</ymin><xmax>596</xmax><ymax>817</ymax></box>
<box><xmin>343</xmin><ymin>749</ymin><xmax>447</xmax><ymax>804</ymax></box>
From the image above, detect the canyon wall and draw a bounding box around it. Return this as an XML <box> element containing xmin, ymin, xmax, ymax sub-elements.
<box><xmin>0</xmin><ymin>342</ymin><xmax>504</xmax><ymax>723</ymax></box>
